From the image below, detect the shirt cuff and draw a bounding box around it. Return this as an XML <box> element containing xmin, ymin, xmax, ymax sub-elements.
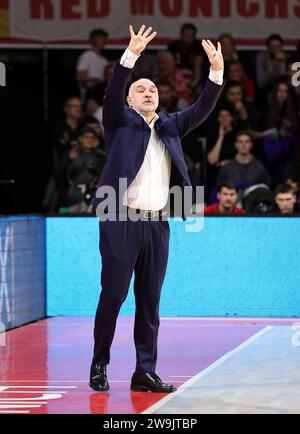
<box><xmin>209</xmin><ymin>68</ymin><xmax>224</xmax><ymax>85</ymax></box>
<box><xmin>120</xmin><ymin>48</ymin><xmax>140</xmax><ymax>69</ymax></box>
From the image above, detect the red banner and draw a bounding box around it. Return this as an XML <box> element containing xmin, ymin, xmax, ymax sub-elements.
<box><xmin>0</xmin><ymin>0</ymin><xmax>299</xmax><ymax>47</ymax></box>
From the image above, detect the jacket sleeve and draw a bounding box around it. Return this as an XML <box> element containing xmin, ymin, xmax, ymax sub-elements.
<box><xmin>102</xmin><ymin>62</ymin><xmax>133</xmax><ymax>130</ymax></box>
<box><xmin>170</xmin><ymin>79</ymin><xmax>225</xmax><ymax>138</ymax></box>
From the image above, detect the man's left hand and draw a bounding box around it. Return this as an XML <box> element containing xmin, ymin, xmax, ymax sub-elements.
<box><xmin>202</xmin><ymin>39</ymin><xmax>224</xmax><ymax>71</ymax></box>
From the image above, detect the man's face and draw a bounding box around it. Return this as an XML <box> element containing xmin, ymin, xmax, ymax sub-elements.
<box><xmin>218</xmin><ymin>187</ymin><xmax>238</xmax><ymax>210</ymax></box>
<box><xmin>79</xmin><ymin>133</ymin><xmax>98</xmax><ymax>152</ymax></box>
<box><xmin>275</xmin><ymin>193</ymin><xmax>296</xmax><ymax>214</ymax></box>
<box><xmin>276</xmin><ymin>83</ymin><xmax>288</xmax><ymax>104</ymax></box>
<box><xmin>235</xmin><ymin>135</ymin><xmax>253</xmax><ymax>155</ymax></box>
<box><xmin>127</xmin><ymin>79</ymin><xmax>159</xmax><ymax>114</ymax></box>
<box><xmin>228</xmin><ymin>64</ymin><xmax>243</xmax><ymax>82</ymax></box>
<box><xmin>157</xmin><ymin>54</ymin><xmax>175</xmax><ymax>74</ymax></box>
<box><xmin>220</xmin><ymin>36</ymin><xmax>234</xmax><ymax>54</ymax></box>
<box><xmin>181</xmin><ymin>28</ymin><xmax>196</xmax><ymax>44</ymax></box>
<box><xmin>92</xmin><ymin>35</ymin><xmax>106</xmax><ymax>51</ymax></box>
<box><xmin>226</xmin><ymin>86</ymin><xmax>243</xmax><ymax>103</ymax></box>
<box><xmin>218</xmin><ymin>110</ymin><xmax>234</xmax><ymax>128</ymax></box>
<box><xmin>157</xmin><ymin>85</ymin><xmax>173</xmax><ymax>105</ymax></box>
<box><xmin>65</xmin><ymin>99</ymin><xmax>82</xmax><ymax>119</ymax></box>
<box><xmin>268</xmin><ymin>39</ymin><xmax>283</xmax><ymax>55</ymax></box>
<box><xmin>86</xmin><ymin>99</ymin><xmax>99</xmax><ymax>115</ymax></box>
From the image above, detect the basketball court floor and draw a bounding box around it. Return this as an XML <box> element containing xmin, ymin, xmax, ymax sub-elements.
<box><xmin>0</xmin><ymin>317</ymin><xmax>299</xmax><ymax>414</ymax></box>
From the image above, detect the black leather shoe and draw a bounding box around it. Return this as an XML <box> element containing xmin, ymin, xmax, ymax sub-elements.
<box><xmin>130</xmin><ymin>372</ymin><xmax>177</xmax><ymax>393</ymax></box>
<box><xmin>89</xmin><ymin>364</ymin><xmax>109</xmax><ymax>392</ymax></box>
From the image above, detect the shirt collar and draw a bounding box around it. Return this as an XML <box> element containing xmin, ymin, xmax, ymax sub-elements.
<box><xmin>133</xmin><ymin>110</ymin><xmax>159</xmax><ymax>128</ymax></box>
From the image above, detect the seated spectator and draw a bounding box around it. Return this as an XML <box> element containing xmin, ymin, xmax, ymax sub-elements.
<box><xmin>264</xmin><ymin>81</ymin><xmax>299</xmax><ymax>134</ymax></box>
<box><xmin>226</xmin><ymin>60</ymin><xmax>255</xmax><ymax>102</ymax></box>
<box><xmin>219</xmin><ymin>33</ymin><xmax>239</xmax><ymax>70</ymax></box>
<box><xmin>207</xmin><ymin>107</ymin><xmax>237</xmax><ymax>191</ymax></box>
<box><xmin>205</xmin><ymin>183</ymin><xmax>246</xmax><ymax>214</ymax></box>
<box><xmin>153</xmin><ymin>51</ymin><xmax>192</xmax><ymax>104</ymax></box>
<box><xmin>85</xmin><ymin>62</ymin><xmax>116</xmax><ymax>107</ymax></box>
<box><xmin>76</xmin><ymin>28</ymin><xmax>109</xmax><ymax>101</ymax></box>
<box><xmin>50</xmin><ymin>96</ymin><xmax>83</xmax><ymax>164</ymax></box>
<box><xmin>260</xmin><ymin>80</ymin><xmax>299</xmax><ymax>186</ymax></box>
<box><xmin>274</xmin><ymin>183</ymin><xmax>298</xmax><ymax>214</ymax></box>
<box><xmin>218</xmin><ymin>132</ymin><xmax>271</xmax><ymax>189</ymax></box>
<box><xmin>256</xmin><ymin>34</ymin><xmax>288</xmax><ymax>90</ymax></box>
<box><xmin>156</xmin><ymin>80</ymin><xmax>188</xmax><ymax>113</ymax></box>
<box><xmin>221</xmin><ymin>81</ymin><xmax>257</xmax><ymax>129</ymax></box>
<box><xmin>208</xmin><ymin>107</ymin><xmax>237</xmax><ymax>166</ymax></box>
<box><xmin>168</xmin><ymin>23</ymin><xmax>204</xmax><ymax>90</ymax></box>
<box><xmin>55</xmin><ymin>127</ymin><xmax>107</xmax><ymax>212</ymax></box>
<box><xmin>84</xmin><ymin>115</ymin><xmax>104</xmax><ymax>149</ymax></box>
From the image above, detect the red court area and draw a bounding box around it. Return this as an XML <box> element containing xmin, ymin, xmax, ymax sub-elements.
<box><xmin>0</xmin><ymin>317</ymin><xmax>294</xmax><ymax>414</ymax></box>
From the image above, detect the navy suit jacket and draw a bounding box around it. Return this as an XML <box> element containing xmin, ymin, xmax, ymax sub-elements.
<box><xmin>93</xmin><ymin>61</ymin><xmax>224</xmax><ymax>214</ymax></box>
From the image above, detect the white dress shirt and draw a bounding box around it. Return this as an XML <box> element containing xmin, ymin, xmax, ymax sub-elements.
<box><xmin>120</xmin><ymin>49</ymin><xmax>224</xmax><ymax>211</ymax></box>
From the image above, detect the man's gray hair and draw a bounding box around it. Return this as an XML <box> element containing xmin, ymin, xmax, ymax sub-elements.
<box><xmin>128</xmin><ymin>78</ymin><xmax>157</xmax><ymax>97</ymax></box>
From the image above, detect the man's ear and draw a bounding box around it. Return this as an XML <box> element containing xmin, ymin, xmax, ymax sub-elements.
<box><xmin>127</xmin><ymin>96</ymin><xmax>132</xmax><ymax>107</ymax></box>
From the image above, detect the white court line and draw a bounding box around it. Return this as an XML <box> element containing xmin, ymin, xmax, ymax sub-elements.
<box><xmin>0</xmin><ymin>381</ymin><xmax>82</xmax><ymax>383</ymax></box>
<box><xmin>0</xmin><ymin>386</ymin><xmax>77</xmax><ymax>389</ymax></box>
<box><xmin>0</xmin><ymin>401</ymin><xmax>47</xmax><ymax>404</ymax></box>
<box><xmin>0</xmin><ymin>391</ymin><xmax>67</xmax><ymax>394</ymax></box>
<box><xmin>143</xmin><ymin>326</ymin><xmax>273</xmax><ymax>414</ymax></box>
<box><xmin>0</xmin><ymin>411</ymin><xmax>30</xmax><ymax>414</ymax></box>
<box><xmin>0</xmin><ymin>405</ymin><xmax>42</xmax><ymax>409</ymax></box>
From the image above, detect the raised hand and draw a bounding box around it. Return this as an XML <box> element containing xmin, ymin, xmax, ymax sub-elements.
<box><xmin>202</xmin><ymin>39</ymin><xmax>224</xmax><ymax>71</ymax></box>
<box><xmin>128</xmin><ymin>25</ymin><xmax>157</xmax><ymax>56</ymax></box>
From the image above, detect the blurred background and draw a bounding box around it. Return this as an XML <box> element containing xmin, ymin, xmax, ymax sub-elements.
<box><xmin>0</xmin><ymin>0</ymin><xmax>300</xmax><ymax>215</ymax></box>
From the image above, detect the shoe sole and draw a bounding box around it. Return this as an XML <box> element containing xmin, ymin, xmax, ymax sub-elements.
<box><xmin>130</xmin><ymin>385</ymin><xmax>176</xmax><ymax>393</ymax></box>
<box><xmin>89</xmin><ymin>382</ymin><xmax>110</xmax><ymax>392</ymax></box>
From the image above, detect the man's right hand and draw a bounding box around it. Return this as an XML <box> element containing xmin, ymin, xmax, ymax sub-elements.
<box><xmin>128</xmin><ymin>25</ymin><xmax>157</xmax><ymax>56</ymax></box>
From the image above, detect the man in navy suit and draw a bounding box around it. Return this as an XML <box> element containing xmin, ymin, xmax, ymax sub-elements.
<box><xmin>90</xmin><ymin>25</ymin><xmax>224</xmax><ymax>393</ymax></box>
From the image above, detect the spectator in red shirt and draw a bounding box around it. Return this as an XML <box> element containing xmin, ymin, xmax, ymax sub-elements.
<box><xmin>205</xmin><ymin>183</ymin><xmax>246</xmax><ymax>214</ymax></box>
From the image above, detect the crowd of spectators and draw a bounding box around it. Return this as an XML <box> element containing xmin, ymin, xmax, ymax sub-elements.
<box><xmin>45</xmin><ymin>25</ymin><xmax>300</xmax><ymax>215</ymax></box>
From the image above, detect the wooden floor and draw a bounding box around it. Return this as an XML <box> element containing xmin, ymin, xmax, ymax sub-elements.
<box><xmin>0</xmin><ymin>317</ymin><xmax>298</xmax><ymax>414</ymax></box>
<box><xmin>145</xmin><ymin>325</ymin><xmax>300</xmax><ymax>414</ymax></box>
